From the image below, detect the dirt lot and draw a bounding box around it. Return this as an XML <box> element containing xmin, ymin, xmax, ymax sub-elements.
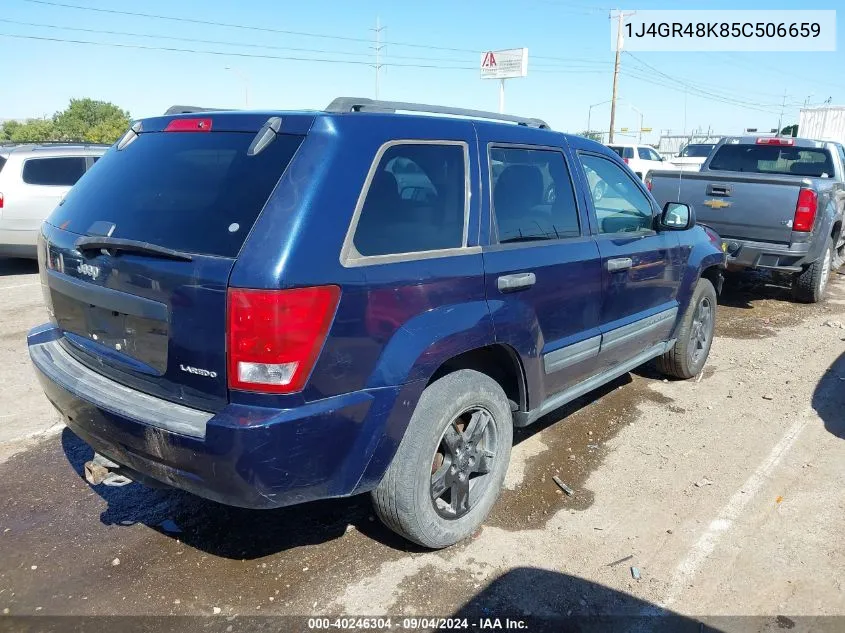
<box><xmin>0</xmin><ymin>258</ymin><xmax>843</xmax><ymax>627</ymax></box>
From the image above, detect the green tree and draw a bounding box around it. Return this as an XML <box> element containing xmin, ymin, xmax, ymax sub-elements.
<box><xmin>0</xmin><ymin>99</ymin><xmax>131</xmax><ymax>145</ymax></box>
<box><xmin>52</xmin><ymin>98</ymin><xmax>130</xmax><ymax>143</ymax></box>
<box><xmin>780</xmin><ymin>124</ymin><xmax>799</xmax><ymax>137</ymax></box>
<box><xmin>1</xmin><ymin>119</ymin><xmax>56</xmax><ymax>143</ymax></box>
<box><xmin>578</xmin><ymin>130</ymin><xmax>603</xmax><ymax>142</ymax></box>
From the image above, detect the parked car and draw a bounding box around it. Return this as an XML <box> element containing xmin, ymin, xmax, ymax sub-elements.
<box><xmin>668</xmin><ymin>143</ymin><xmax>717</xmax><ymax>172</ymax></box>
<box><xmin>606</xmin><ymin>143</ymin><xmax>666</xmax><ymax>180</ymax></box>
<box><xmin>0</xmin><ymin>143</ymin><xmax>108</xmax><ymax>258</ymax></box>
<box><xmin>649</xmin><ymin>136</ymin><xmax>845</xmax><ymax>302</ymax></box>
<box><xmin>28</xmin><ymin>99</ymin><xmax>725</xmax><ymax>549</ymax></box>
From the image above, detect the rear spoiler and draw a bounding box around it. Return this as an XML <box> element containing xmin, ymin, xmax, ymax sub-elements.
<box><xmin>163</xmin><ymin>105</ymin><xmax>232</xmax><ymax>115</ymax></box>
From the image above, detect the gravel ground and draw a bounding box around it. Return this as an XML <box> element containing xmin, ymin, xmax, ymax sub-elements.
<box><xmin>0</xmin><ymin>258</ymin><xmax>842</xmax><ymax>628</ymax></box>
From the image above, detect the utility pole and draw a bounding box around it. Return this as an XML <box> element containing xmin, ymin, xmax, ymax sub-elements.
<box><xmin>777</xmin><ymin>89</ymin><xmax>789</xmax><ymax>134</ymax></box>
<box><xmin>370</xmin><ymin>17</ymin><xmax>386</xmax><ymax>99</ymax></box>
<box><xmin>609</xmin><ymin>10</ymin><xmax>634</xmax><ymax>143</ymax></box>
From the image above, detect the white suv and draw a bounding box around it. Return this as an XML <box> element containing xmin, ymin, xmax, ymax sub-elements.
<box><xmin>0</xmin><ymin>143</ymin><xmax>107</xmax><ymax>258</ymax></box>
<box><xmin>606</xmin><ymin>144</ymin><xmax>666</xmax><ymax>181</ymax></box>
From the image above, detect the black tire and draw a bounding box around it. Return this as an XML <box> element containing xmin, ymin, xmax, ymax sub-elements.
<box><xmin>792</xmin><ymin>237</ymin><xmax>832</xmax><ymax>303</ymax></box>
<box><xmin>371</xmin><ymin>369</ymin><xmax>513</xmax><ymax>549</ymax></box>
<box><xmin>656</xmin><ymin>278</ymin><xmax>717</xmax><ymax>379</ymax></box>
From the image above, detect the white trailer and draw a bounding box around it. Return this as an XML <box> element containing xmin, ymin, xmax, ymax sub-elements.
<box><xmin>799</xmin><ymin>106</ymin><xmax>845</xmax><ymax>143</ymax></box>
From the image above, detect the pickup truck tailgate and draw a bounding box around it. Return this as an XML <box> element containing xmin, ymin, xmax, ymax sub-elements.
<box><xmin>651</xmin><ymin>172</ymin><xmax>800</xmax><ymax>243</ymax></box>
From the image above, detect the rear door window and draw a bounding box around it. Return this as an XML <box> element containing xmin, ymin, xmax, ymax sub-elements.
<box><xmin>349</xmin><ymin>143</ymin><xmax>466</xmax><ymax>259</ymax></box>
<box><xmin>22</xmin><ymin>157</ymin><xmax>86</xmax><ymax>186</ymax></box>
<box><xmin>709</xmin><ymin>144</ymin><xmax>834</xmax><ymax>177</ymax></box>
<box><xmin>0</xmin><ymin>155</ymin><xmax>6</xmax><ymax>174</ymax></box>
<box><xmin>48</xmin><ymin>132</ymin><xmax>304</xmax><ymax>258</ymax></box>
<box><xmin>489</xmin><ymin>146</ymin><xmax>580</xmax><ymax>243</ymax></box>
<box><xmin>608</xmin><ymin>146</ymin><xmax>633</xmax><ymax>159</ymax></box>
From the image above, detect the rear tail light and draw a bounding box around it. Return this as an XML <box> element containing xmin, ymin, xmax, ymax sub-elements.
<box><xmin>645</xmin><ymin>175</ymin><xmax>653</xmax><ymax>191</ymax></box>
<box><xmin>164</xmin><ymin>118</ymin><xmax>212</xmax><ymax>132</ymax></box>
<box><xmin>0</xmin><ymin>192</ymin><xmax>4</xmax><ymax>209</ymax></box>
<box><xmin>793</xmin><ymin>188</ymin><xmax>818</xmax><ymax>232</ymax></box>
<box><xmin>623</xmin><ymin>158</ymin><xmax>630</xmax><ymax>164</ymax></box>
<box><xmin>756</xmin><ymin>137</ymin><xmax>794</xmax><ymax>146</ymax></box>
<box><xmin>227</xmin><ymin>286</ymin><xmax>341</xmax><ymax>394</ymax></box>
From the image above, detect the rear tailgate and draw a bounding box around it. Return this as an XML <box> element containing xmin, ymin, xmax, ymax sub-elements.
<box><xmin>649</xmin><ymin>170</ymin><xmax>801</xmax><ymax>243</ymax></box>
<box><xmin>39</xmin><ymin>113</ymin><xmax>310</xmax><ymax>411</ymax></box>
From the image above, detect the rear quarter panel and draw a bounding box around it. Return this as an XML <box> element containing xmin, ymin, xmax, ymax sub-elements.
<box><xmin>229</xmin><ymin>114</ymin><xmax>493</xmax><ymax>407</ymax></box>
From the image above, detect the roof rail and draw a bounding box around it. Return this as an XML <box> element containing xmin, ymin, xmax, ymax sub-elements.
<box><xmin>164</xmin><ymin>105</ymin><xmax>230</xmax><ymax>115</ymax></box>
<box><xmin>325</xmin><ymin>97</ymin><xmax>550</xmax><ymax>130</ymax></box>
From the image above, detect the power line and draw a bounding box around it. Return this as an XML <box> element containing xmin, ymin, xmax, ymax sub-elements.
<box><xmin>0</xmin><ymin>30</ymin><xmax>616</xmax><ymax>77</ymax></box>
<box><xmin>0</xmin><ymin>32</ymin><xmax>477</xmax><ymax>69</ymax></box>
<box><xmin>18</xmin><ymin>0</ymin><xmax>616</xmax><ymax>64</ymax></box>
<box><xmin>623</xmin><ymin>52</ymin><xmax>794</xmax><ymax>110</ymax></box>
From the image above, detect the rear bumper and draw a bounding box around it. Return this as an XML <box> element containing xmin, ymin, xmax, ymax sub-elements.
<box><xmin>28</xmin><ymin>324</ymin><xmax>407</xmax><ymax>509</ymax></box>
<box><xmin>722</xmin><ymin>238</ymin><xmax>811</xmax><ymax>273</ymax></box>
<box><xmin>0</xmin><ymin>226</ymin><xmax>38</xmax><ymax>257</ymax></box>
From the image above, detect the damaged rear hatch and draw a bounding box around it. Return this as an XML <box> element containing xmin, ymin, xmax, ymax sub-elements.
<box><xmin>40</xmin><ymin>112</ymin><xmax>312</xmax><ymax>413</ymax></box>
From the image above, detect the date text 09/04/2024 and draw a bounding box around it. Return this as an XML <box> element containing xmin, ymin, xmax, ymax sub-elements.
<box><xmin>307</xmin><ymin>617</ymin><xmax>528</xmax><ymax>630</ymax></box>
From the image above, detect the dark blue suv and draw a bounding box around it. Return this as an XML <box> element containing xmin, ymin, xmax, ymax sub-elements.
<box><xmin>28</xmin><ymin>99</ymin><xmax>725</xmax><ymax>548</ymax></box>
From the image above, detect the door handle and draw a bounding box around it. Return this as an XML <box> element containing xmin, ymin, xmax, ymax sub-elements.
<box><xmin>607</xmin><ymin>257</ymin><xmax>633</xmax><ymax>272</ymax></box>
<box><xmin>497</xmin><ymin>272</ymin><xmax>536</xmax><ymax>293</ymax></box>
<box><xmin>706</xmin><ymin>183</ymin><xmax>732</xmax><ymax>196</ymax></box>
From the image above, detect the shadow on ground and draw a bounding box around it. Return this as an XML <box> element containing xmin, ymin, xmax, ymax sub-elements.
<box><xmin>0</xmin><ymin>257</ymin><xmax>38</xmax><ymax>277</ymax></box>
<box><xmin>718</xmin><ymin>269</ymin><xmax>795</xmax><ymax>310</ymax></box>
<box><xmin>61</xmin><ymin>369</ymin><xmax>657</xmax><ymax>556</ymax></box>
<box><xmin>813</xmin><ymin>351</ymin><xmax>845</xmax><ymax>440</ymax></box>
<box><xmin>60</xmin><ymin>428</ymin><xmax>418</xmax><ymax>559</ymax></box>
<box><xmin>451</xmin><ymin>567</ymin><xmax>807</xmax><ymax>633</ymax></box>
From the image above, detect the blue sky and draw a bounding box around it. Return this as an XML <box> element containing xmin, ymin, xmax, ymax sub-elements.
<box><xmin>2</xmin><ymin>0</ymin><xmax>843</xmax><ymax>143</ymax></box>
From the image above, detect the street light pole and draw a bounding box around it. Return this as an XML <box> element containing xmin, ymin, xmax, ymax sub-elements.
<box><xmin>587</xmin><ymin>99</ymin><xmax>613</xmax><ymax>140</ymax></box>
<box><xmin>627</xmin><ymin>104</ymin><xmax>644</xmax><ymax>143</ymax></box>
<box><xmin>225</xmin><ymin>66</ymin><xmax>249</xmax><ymax>108</ymax></box>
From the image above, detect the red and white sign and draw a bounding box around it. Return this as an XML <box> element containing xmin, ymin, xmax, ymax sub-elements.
<box><xmin>480</xmin><ymin>48</ymin><xmax>528</xmax><ymax>79</ymax></box>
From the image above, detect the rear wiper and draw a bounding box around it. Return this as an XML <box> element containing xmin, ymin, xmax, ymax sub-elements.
<box><xmin>75</xmin><ymin>236</ymin><xmax>193</xmax><ymax>261</ymax></box>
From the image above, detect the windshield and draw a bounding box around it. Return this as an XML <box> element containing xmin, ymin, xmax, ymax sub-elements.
<box><xmin>708</xmin><ymin>144</ymin><xmax>834</xmax><ymax>177</ymax></box>
<box><xmin>47</xmin><ymin>131</ymin><xmax>304</xmax><ymax>257</ymax></box>
<box><xmin>679</xmin><ymin>144</ymin><xmax>714</xmax><ymax>158</ymax></box>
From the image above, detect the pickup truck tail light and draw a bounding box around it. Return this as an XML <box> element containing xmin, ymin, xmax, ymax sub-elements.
<box><xmin>623</xmin><ymin>158</ymin><xmax>630</xmax><ymax>165</ymax></box>
<box><xmin>793</xmin><ymin>188</ymin><xmax>818</xmax><ymax>232</ymax></box>
<box><xmin>644</xmin><ymin>175</ymin><xmax>653</xmax><ymax>191</ymax></box>
<box><xmin>227</xmin><ymin>286</ymin><xmax>340</xmax><ymax>394</ymax></box>
<box><xmin>0</xmin><ymin>192</ymin><xmax>4</xmax><ymax>209</ymax></box>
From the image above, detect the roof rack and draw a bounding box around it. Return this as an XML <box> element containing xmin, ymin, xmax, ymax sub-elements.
<box><xmin>325</xmin><ymin>97</ymin><xmax>550</xmax><ymax>130</ymax></box>
<box><xmin>164</xmin><ymin>105</ymin><xmax>230</xmax><ymax>115</ymax></box>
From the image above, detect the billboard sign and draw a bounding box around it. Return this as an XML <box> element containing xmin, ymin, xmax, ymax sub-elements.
<box><xmin>480</xmin><ymin>48</ymin><xmax>528</xmax><ymax>80</ymax></box>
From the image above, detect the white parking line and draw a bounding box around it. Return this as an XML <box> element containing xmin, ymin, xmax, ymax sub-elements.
<box><xmin>0</xmin><ymin>283</ymin><xmax>39</xmax><ymax>291</ymax></box>
<box><xmin>652</xmin><ymin>411</ymin><xmax>811</xmax><ymax>611</ymax></box>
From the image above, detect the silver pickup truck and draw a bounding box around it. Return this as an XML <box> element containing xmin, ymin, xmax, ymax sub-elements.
<box><xmin>648</xmin><ymin>136</ymin><xmax>845</xmax><ymax>302</ymax></box>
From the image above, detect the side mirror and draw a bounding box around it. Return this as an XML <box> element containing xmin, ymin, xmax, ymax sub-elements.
<box><xmin>659</xmin><ymin>202</ymin><xmax>695</xmax><ymax>230</ymax></box>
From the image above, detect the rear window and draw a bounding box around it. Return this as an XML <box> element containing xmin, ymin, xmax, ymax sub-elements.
<box><xmin>709</xmin><ymin>144</ymin><xmax>834</xmax><ymax>177</ymax></box>
<box><xmin>48</xmin><ymin>131</ymin><xmax>304</xmax><ymax>258</ymax></box>
<box><xmin>679</xmin><ymin>144</ymin><xmax>714</xmax><ymax>158</ymax></box>
<box><xmin>22</xmin><ymin>157</ymin><xmax>87</xmax><ymax>186</ymax></box>
<box><xmin>608</xmin><ymin>146</ymin><xmax>630</xmax><ymax>159</ymax></box>
<box><xmin>0</xmin><ymin>155</ymin><xmax>6</xmax><ymax>173</ymax></box>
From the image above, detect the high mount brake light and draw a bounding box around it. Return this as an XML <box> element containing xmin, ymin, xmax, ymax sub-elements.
<box><xmin>164</xmin><ymin>118</ymin><xmax>213</xmax><ymax>132</ymax></box>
